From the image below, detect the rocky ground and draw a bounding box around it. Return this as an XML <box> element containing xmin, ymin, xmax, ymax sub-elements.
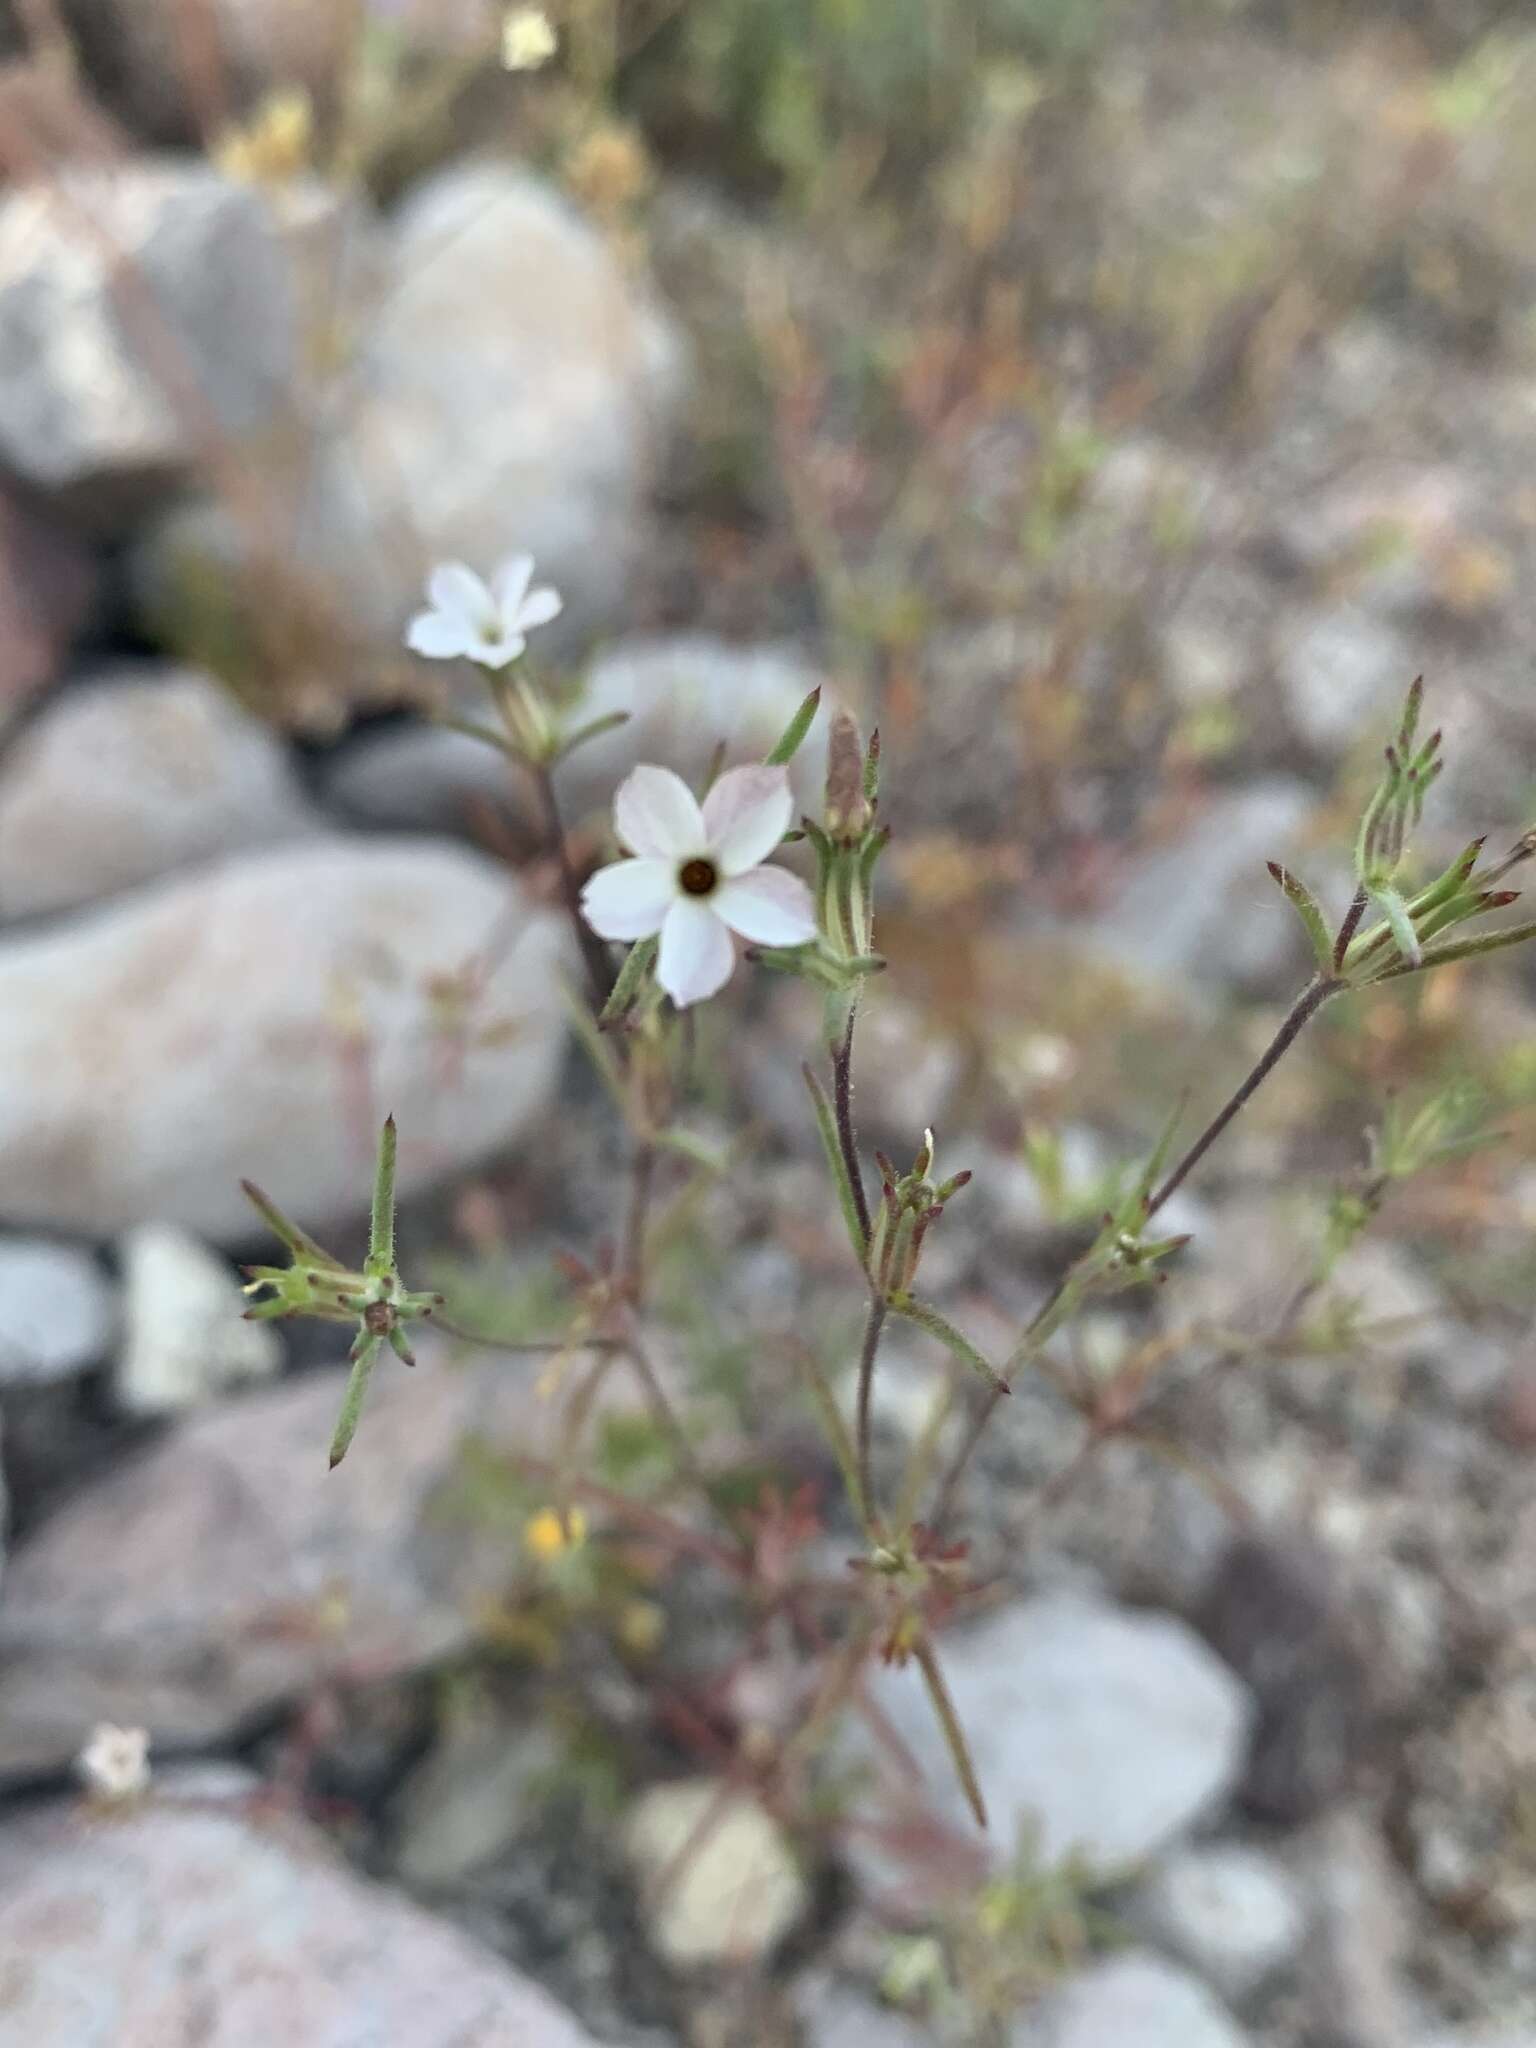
<box><xmin>0</xmin><ymin>3</ymin><xmax>1535</xmax><ymax>2045</ymax></box>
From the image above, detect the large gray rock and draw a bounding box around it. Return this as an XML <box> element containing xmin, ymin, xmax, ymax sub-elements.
<box><xmin>852</xmin><ymin>1595</ymin><xmax>1251</xmax><ymax>1887</ymax></box>
<box><xmin>0</xmin><ymin>1779</ymin><xmax>601</xmax><ymax>2046</ymax></box>
<box><xmin>0</xmin><ymin>664</ymin><xmax>320</xmax><ymax>917</ymax></box>
<box><xmin>0</xmin><ymin>1344</ymin><xmax>567</xmax><ymax>1777</ymax></box>
<box><xmin>1014</xmin><ymin>1953</ymin><xmax>1251</xmax><ymax>2048</ymax></box>
<box><xmin>143</xmin><ymin>164</ymin><xmax>686</xmax><ymax>663</ymax></box>
<box><xmin>325</xmin><ymin>636</ymin><xmax>829</xmax><ymax>836</ymax></box>
<box><xmin>115</xmin><ymin>1222</ymin><xmax>283</xmax><ymax>1415</ymax></box>
<box><xmin>0</xmin><ymin>1236</ymin><xmax>116</xmax><ymax>1387</ymax></box>
<box><xmin>0</xmin><ymin>162</ymin><xmax>295</xmax><ymax>520</ymax></box>
<box><xmin>0</xmin><ymin>837</ymin><xmax>566</xmax><ymax>1243</ymax></box>
<box><xmin>1085</xmin><ymin>779</ymin><xmax>1313</xmax><ymax>990</ymax></box>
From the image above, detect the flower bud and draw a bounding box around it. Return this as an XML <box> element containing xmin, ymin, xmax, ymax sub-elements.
<box><xmin>825</xmin><ymin>711</ymin><xmax>875</xmax><ymax>846</ymax></box>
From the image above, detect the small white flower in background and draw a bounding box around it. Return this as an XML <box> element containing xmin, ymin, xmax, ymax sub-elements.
<box><xmin>502</xmin><ymin>6</ymin><xmax>557</xmax><ymax>71</ymax></box>
<box><xmin>77</xmin><ymin>1722</ymin><xmax>151</xmax><ymax>1804</ymax></box>
<box><xmin>582</xmin><ymin>763</ymin><xmax>817</xmax><ymax>1007</ymax></box>
<box><xmin>405</xmin><ymin>555</ymin><xmax>562</xmax><ymax>670</ymax></box>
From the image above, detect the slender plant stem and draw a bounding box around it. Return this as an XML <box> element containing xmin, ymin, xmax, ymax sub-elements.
<box><xmin>831</xmin><ymin>1006</ymin><xmax>872</xmax><ymax>1249</ymax></box>
<box><xmin>1332</xmin><ymin>887</ymin><xmax>1368</xmax><ymax>970</ymax></box>
<box><xmin>931</xmin><ymin>976</ymin><xmax>1340</xmax><ymax>1534</ymax></box>
<box><xmin>529</xmin><ymin>759</ymin><xmax>614</xmax><ymax>1009</ymax></box>
<box><xmin>854</xmin><ymin>1295</ymin><xmax>889</xmax><ymax>1530</ymax></box>
<box><xmin>432</xmin><ymin>1315</ymin><xmax>621</xmax><ymax>1355</ymax></box>
<box><xmin>928</xmin><ymin>1271</ymin><xmax>1068</xmax><ymax>1536</ymax></box>
<box><xmin>622</xmin><ymin>1139</ymin><xmax>657</xmax><ymax>1306</ymax></box>
<box><xmin>624</xmin><ymin>1321</ymin><xmax>715</xmax><ymax>1509</ymax></box>
<box><xmin>1145</xmin><ymin>976</ymin><xmax>1339</xmax><ymax>1220</ymax></box>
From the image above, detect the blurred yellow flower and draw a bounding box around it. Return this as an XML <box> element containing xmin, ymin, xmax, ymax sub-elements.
<box><xmin>215</xmin><ymin>87</ymin><xmax>314</xmax><ymax>187</ymax></box>
<box><xmin>502</xmin><ymin>7</ymin><xmax>557</xmax><ymax>72</ymax></box>
<box><xmin>525</xmin><ymin>1506</ymin><xmax>588</xmax><ymax>1558</ymax></box>
<box><xmin>618</xmin><ymin>1599</ymin><xmax>666</xmax><ymax>1656</ymax></box>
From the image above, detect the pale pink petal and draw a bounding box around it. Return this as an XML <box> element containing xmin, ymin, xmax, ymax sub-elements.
<box><xmin>406</xmin><ymin>608</ymin><xmax>473</xmax><ymax>659</ymax></box>
<box><xmin>491</xmin><ymin>553</ymin><xmax>534</xmax><ymax>615</ymax></box>
<box><xmin>428</xmin><ymin>561</ymin><xmax>491</xmax><ymax>621</ymax></box>
<box><xmin>702</xmin><ymin>765</ymin><xmax>794</xmax><ymax>876</ymax></box>
<box><xmin>657</xmin><ymin>898</ymin><xmax>735</xmax><ymax>1007</ymax></box>
<box><xmin>516</xmin><ymin>585</ymin><xmax>563</xmax><ymax>630</ymax></box>
<box><xmin>580</xmin><ymin>858</ymin><xmax>674</xmax><ymax>941</ymax></box>
<box><xmin>713</xmin><ymin>865</ymin><xmax>817</xmax><ymax>947</ymax></box>
<box><xmin>615</xmin><ymin>765</ymin><xmax>706</xmax><ymax>861</ymax></box>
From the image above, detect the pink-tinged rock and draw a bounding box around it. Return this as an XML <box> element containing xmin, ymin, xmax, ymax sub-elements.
<box><xmin>0</xmin><ymin>1346</ymin><xmax>551</xmax><ymax>1777</ymax></box>
<box><xmin>0</xmin><ymin>1781</ymin><xmax>601</xmax><ymax>2046</ymax></box>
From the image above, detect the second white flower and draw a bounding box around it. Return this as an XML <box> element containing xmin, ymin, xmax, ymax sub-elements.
<box><xmin>581</xmin><ymin>763</ymin><xmax>816</xmax><ymax>1007</ymax></box>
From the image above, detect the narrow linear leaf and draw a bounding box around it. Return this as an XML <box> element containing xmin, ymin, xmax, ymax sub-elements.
<box><xmin>797</xmin><ymin>1346</ymin><xmax>874</xmax><ymax>1537</ymax></box>
<box><xmin>438</xmin><ymin>714</ymin><xmax>519</xmax><ymax>760</ymax></box>
<box><xmin>599</xmin><ymin>935</ymin><xmax>658</xmax><ymax>1025</ymax></box>
<box><xmin>1266</xmin><ymin>862</ymin><xmax>1334</xmax><ymax>972</ymax></box>
<box><xmin>891</xmin><ymin>1295</ymin><xmax>1009</xmax><ymax>1393</ymax></box>
<box><xmin>368</xmin><ymin>1116</ymin><xmax>397</xmax><ymax>1271</ymax></box>
<box><xmin>765</xmin><ymin>686</ymin><xmax>822</xmax><ymax>767</ymax></box>
<box><xmin>1368</xmin><ymin>919</ymin><xmax>1536</xmax><ymax>981</ymax></box>
<box><xmin>558</xmin><ymin>709</ymin><xmax>631</xmax><ymax>759</ymax></box>
<box><xmin>804</xmin><ymin>1063</ymin><xmax>869</xmax><ymax>1265</ymax></box>
<box><xmin>239</xmin><ymin>1181</ymin><xmax>344</xmax><ymax>1269</ymax></box>
<box><xmin>329</xmin><ymin>1334</ymin><xmax>383</xmax><ymax>1469</ymax></box>
<box><xmin>1370</xmin><ymin>885</ymin><xmax>1421</xmax><ymax>968</ymax></box>
<box><xmin>565</xmin><ymin>983</ymin><xmax>626</xmax><ymax>1102</ymax></box>
<box><xmin>913</xmin><ymin>1634</ymin><xmax>987</xmax><ymax>1830</ymax></box>
<box><xmin>1136</xmin><ymin>1093</ymin><xmax>1189</xmax><ymax>1208</ymax></box>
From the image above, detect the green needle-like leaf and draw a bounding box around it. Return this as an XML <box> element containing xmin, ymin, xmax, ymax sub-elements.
<box><xmin>890</xmin><ymin>1295</ymin><xmax>1009</xmax><ymax>1393</ymax></box>
<box><xmin>764</xmin><ymin>685</ymin><xmax>822</xmax><ymax>766</ymax></box>
<box><xmin>367</xmin><ymin>1116</ymin><xmax>397</xmax><ymax>1273</ymax></box>
<box><xmin>599</xmin><ymin>934</ymin><xmax>658</xmax><ymax>1025</ymax></box>
<box><xmin>329</xmin><ymin>1334</ymin><xmax>383</xmax><ymax>1469</ymax></box>
<box><xmin>913</xmin><ymin>1633</ymin><xmax>987</xmax><ymax>1830</ymax></box>
<box><xmin>557</xmin><ymin>709</ymin><xmax>631</xmax><ymax>759</ymax></box>
<box><xmin>1266</xmin><ymin>862</ymin><xmax>1334</xmax><ymax>972</ymax></box>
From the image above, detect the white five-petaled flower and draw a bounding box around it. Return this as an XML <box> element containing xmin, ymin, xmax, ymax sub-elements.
<box><xmin>77</xmin><ymin>1722</ymin><xmax>151</xmax><ymax>1804</ymax></box>
<box><xmin>581</xmin><ymin>763</ymin><xmax>817</xmax><ymax>1008</ymax></box>
<box><xmin>405</xmin><ymin>555</ymin><xmax>562</xmax><ymax>670</ymax></box>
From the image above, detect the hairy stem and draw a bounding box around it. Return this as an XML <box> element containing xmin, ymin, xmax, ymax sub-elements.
<box><xmin>831</xmin><ymin>1006</ymin><xmax>872</xmax><ymax>1249</ymax></box>
<box><xmin>529</xmin><ymin>759</ymin><xmax>614</xmax><ymax>1009</ymax></box>
<box><xmin>624</xmin><ymin>1323</ymin><xmax>714</xmax><ymax>1509</ymax></box>
<box><xmin>1145</xmin><ymin>976</ymin><xmax>1339</xmax><ymax>1220</ymax></box>
<box><xmin>855</xmin><ymin>1295</ymin><xmax>889</xmax><ymax>1533</ymax></box>
<box><xmin>932</xmin><ymin>977</ymin><xmax>1339</xmax><ymax>1533</ymax></box>
<box><xmin>622</xmin><ymin>1139</ymin><xmax>657</xmax><ymax>1307</ymax></box>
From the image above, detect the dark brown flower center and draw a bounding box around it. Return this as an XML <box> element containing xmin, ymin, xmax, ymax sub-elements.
<box><xmin>678</xmin><ymin>857</ymin><xmax>718</xmax><ymax>897</ymax></box>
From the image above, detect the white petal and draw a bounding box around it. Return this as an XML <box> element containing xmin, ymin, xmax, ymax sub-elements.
<box><xmin>658</xmin><ymin>899</ymin><xmax>735</xmax><ymax>1007</ymax></box>
<box><xmin>428</xmin><ymin>561</ymin><xmax>492</xmax><ymax>623</ymax></box>
<box><xmin>703</xmin><ymin>765</ymin><xmax>794</xmax><ymax>876</ymax></box>
<box><xmin>405</xmin><ymin>608</ymin><xmax>473</xmax><ymax>659</ymax></box>
<box><xmin>713</xmin><ymin>865</ymin><xmax>817</xmax><ymax>946</ymax></box>
<box><xmin>580</xmin><ymin>858</ymin><xmax>674</xmax><ymax>941</ymax></box>
<box><xmin>465</xmin><ymin>629</ymin><xmax>526</xmax><ymax>670</ymax></box>
<box><xmin>492</xmin><ymin>553</ymin><xmax>535</xmax><ymax>616</ymax></box>
<box><xmin>515</xmin><ymin>585</ymin><xmax>563</xmax><ymax>631</ymax></box>
<box><xmin>615</xmin><ymin>764</ymin><xmax>706</xmax><ymax>860</ymax></box>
